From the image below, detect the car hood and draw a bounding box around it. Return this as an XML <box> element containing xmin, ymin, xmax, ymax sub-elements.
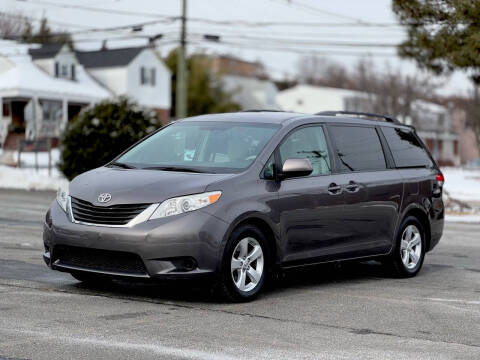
<box><xmin>70</xmin><ymin>167</ymin><xmax>234</xmax><ymax>206</ymax></box>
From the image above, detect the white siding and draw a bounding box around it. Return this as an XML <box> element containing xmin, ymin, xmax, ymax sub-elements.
<box><xmin>0</xmin><ymin>57</ymin><xmax>13</xmax><ymax>73</ymax></box>
<box><xmin>277</xmin><ymin>84</ymin><xmax>358</xmax><ymax>113</ymax></box>
<box><xmin>54</xmin><ymin>51</ymin><xmax>77</xmax><ymax>79</ymax></box>
<box><xmin>32</xmin><ymin>58</ymin><xmax>53</xmax><ymax>74</ymax></box>
<box><xmin>88</xmin><ymin>67</ymin><xmax>128</xmax><ymax>96</ymax></box>
<box><xmin>222</xmin><ymin>75</ymin><xmax>280</xmax><ymax>110</ymax></box>
<box><xmin>33</xmin><ymin>46</ymin><xmax>77</xmax><ymax>78</ymax></box>
<box><xmin>126</xmin><ymin>49</ymin><xmax>171</xmax><ymax>109</ymax></box>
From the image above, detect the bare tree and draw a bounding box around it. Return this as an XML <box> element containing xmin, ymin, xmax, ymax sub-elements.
<box><xmin>348</xmin><ymin>58</ymin><xmax>439</xmax><ymax>126</ymax></box>
<box><xmin>0</xmin><ymin>12</ymin><xmax>30</xmax><ymax>40</ymax></box>
<box><xmin>462</xmin><ymin>87</ymin><xmax>480</xmax><ymax>148</ymax></box>
<box><xmin>297</xmin><ymin>55</ymin><xmax>352</xmax><ymax>89</ymax></box>
<box><xmin>297</xmin><ymin>56</ymin><xmax>438</xmax><ymax>124</ymax></box>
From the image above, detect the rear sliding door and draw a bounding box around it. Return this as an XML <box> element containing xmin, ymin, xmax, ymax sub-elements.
<box><xmin>326</xmin><ymin>124</ymin><xmax>403</xmax><ymax>258</ymax></box>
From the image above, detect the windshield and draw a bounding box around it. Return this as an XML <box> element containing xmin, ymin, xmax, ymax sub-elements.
<box><xmin>116</xmin><ymin>121</ymin><xmax>280</xmax><ymax>173</ymax></box>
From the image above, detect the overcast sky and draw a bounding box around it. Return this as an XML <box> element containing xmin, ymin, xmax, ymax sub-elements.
<box><xmin>0</xmin><ymin>0</ymin><xmax>472</xmax><ymax>95</ymax></box>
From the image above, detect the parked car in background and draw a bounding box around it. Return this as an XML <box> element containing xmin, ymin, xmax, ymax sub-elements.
<box><xmin>43</xmin><ymin>110</ymin><xmax>444</xmax><ymax>301</ymax></box>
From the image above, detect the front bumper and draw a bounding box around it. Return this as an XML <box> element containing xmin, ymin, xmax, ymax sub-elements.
<box><xmin>43</xmin><ymin>201</ymin><xmax>229</xmax><ymax>279</ymax></box>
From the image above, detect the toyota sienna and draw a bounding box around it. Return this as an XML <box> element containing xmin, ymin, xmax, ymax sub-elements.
<box><xmin>43</xmin><ymin>110</ymin><xmax>444</xmax><ymax>301</ymax></box>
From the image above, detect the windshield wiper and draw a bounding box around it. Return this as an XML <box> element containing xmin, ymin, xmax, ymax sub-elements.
<box><xmin>142</xmin><ymin>166</ymin><xmax>208</xmax><ymax>173</ymax></box>
<box><xmin>109</xmin><ymin>161</ymin><xmax>136</xmax><ymax>169</ymax></box>
<box><xmin>337</xmin><ymin>152</ymin><xmax>354</xmax><ymax>172</ymax></box>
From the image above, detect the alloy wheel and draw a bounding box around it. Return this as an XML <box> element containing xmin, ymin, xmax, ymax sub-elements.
<box><xmin>231</xmin><ymin>237</ymin><xmax>264</xmax><ymax>292</ymax></box>
<box><xmin>400</xmin><ymin>224</ymin><xmax>422</xmax><ymax>270</ymax></box>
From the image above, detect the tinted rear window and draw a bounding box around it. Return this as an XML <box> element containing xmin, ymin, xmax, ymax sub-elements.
<box><xmin>381</xmin><ymin>127</ymin><xmax>433</xmax><ymax>168</ymax></box>
<box><xmin>329</xmin><ymin>125</ymin><xmax>386</xmax><ymax>172</ymax></box>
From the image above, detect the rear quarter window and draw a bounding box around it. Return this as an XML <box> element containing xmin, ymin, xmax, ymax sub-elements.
<box><xmin>381</xmin><ymin>127</ymin><xmax>433</xmax><ymax>168</ymax></box>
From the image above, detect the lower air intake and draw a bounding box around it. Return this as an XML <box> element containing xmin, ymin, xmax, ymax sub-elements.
<box><xmin>53</xmin><ymin>245</ymin><xmax>147</xmax><ymax>275</ymax></box>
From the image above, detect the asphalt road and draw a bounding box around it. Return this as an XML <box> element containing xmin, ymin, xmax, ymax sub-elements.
<box><xmin>0</xmin><ymin>189</ymin><xmax>479</xmax><ymax>360</ymax></box>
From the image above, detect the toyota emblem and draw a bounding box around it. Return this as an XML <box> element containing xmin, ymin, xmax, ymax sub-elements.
<box><xmin>97</xmin><ymin>193</ymin><xmax>112</xmax><ymax>203</ymax></box>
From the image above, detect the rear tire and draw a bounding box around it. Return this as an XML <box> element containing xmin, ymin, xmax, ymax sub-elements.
<box><xmin>385</xmin><ymin>216</ymin><xmax>425</xmax><ymax>278</ymax></box>
<box><xmin>216</xmin><ymin>224</ymin><xmax>270</xmax><ymax>302</ymax></box>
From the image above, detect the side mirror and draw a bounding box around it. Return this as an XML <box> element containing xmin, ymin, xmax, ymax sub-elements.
<box><xmin>281</xmin><ymin>158</ymin><xmax>313</xmax><ymax>179</ymax></box>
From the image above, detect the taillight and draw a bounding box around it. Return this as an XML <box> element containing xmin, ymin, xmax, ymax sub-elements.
<box><xmin>435</xmin><ymin>173</ymin><xmax>444</xmax><ymax>187</ymax></box>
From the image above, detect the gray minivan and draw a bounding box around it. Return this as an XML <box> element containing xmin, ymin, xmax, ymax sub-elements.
<box><xmin>43</xmin><ymin>111</ymin><xmax>444</xmax><ymax>301</ymax></box>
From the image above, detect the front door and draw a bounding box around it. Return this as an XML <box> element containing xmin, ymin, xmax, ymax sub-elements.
<box><xmin>276</xmin><ymin>125</ymin><xmax>347</xmax><ymax>264</ymax></box>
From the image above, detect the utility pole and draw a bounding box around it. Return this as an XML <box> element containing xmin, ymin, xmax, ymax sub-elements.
<box><xmin>175</xmin><ymin>0</ymin><xmax>188</xmax><ymax>119</ymax></box>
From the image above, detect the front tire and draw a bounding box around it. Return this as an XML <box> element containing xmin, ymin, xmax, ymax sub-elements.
<box><xmin>386</xmin><ymin>216</ymin><xmax>426</xmax><ymax>277</ymax></box>
<box><xmin>217</xmin><ymin>224</ymin><xmax>269</xmax><ymax>302</ymax></box>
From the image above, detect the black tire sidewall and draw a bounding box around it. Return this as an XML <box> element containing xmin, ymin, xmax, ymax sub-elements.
<box><xmin>394</xmin><ymin>216</ymin><xmax>426</xmax><ymax>277</ymax></box>
<box><xmin>221</xmin><ymin>224</ymin><xmax>270</xmax><ymax>301</ymax></box>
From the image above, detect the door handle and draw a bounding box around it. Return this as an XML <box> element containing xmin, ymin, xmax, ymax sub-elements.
<box><xmin>345</xmin><ymin>181</ymin><xmax>359</xmax><ymax>193</ymax></box>
<box><xmin>328</xmin><ymin>183</ymin><xmax>342</xmax><ymax>195</ymax></box>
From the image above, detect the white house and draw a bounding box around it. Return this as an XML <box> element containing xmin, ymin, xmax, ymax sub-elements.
<box><xmin>76</xmin><ymin>47</ymin><xmax>171</xmax><ymax>123</ymax></box>
<box><xmin>0</xmin><ymin>41</ymin><xmax>110</xmax><ymax>149</ymax></box>
<box><xmin>0</xmin><ymin>42</ymin><xmax>173</xmax><ymax>150</ymax></box>
<box><xmin>222</xmin><ymin>75</ymin><xmax>281</xmax><ymax>110</ymax></box>
<box><xmin>277</xmin><ymin>84</ymin><xmax>460</xmax><ymax>166</ymax></box>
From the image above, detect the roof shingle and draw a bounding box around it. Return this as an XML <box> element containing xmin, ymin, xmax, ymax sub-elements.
<box><xmin>75</xmin><ymin>47</ymin><xmax>145</xmax><ymax>68</ymax></box>
<box><xmin>28</xmin><ymin>44</ymin><xmax>64</xmax><ymax>59</ymax></box>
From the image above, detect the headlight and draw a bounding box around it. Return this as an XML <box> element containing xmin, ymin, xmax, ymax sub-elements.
<box><xmin>56</xmin><ymin>183</ymin><xmax>69</xmax><ymax>213</ymax></box>
<box><xmin>149</xmin><ymin>191</ymin><xmax>221</xmax><ymax>220</ymax></box>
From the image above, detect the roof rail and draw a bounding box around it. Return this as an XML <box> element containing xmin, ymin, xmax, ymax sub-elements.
<box><xmin>240</xmin><ymin>109</ymin><xmax>285</xmax><ymax>113</ymax></box>
<box><xmin>315</xmin><ymin>111</ymin><xmax>400</xmax><ymax>124</ymax></box>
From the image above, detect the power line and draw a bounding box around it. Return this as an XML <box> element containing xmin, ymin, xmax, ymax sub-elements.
<box><xmin>68</xmin><ymin>19</ymin><xmax>176</xmax><ymax>35</ymax></box>
<box><xmin>267</xmin><ymin>0</ymin><xmax>368</xmax><ymax>23</ymax></box>
<box><xmin>0</xmin><ymin>11</ymin><xmax>176</xmax><ymax>42</ymax></box>
<box><xmin>200</xmin><ymin>34</ymin><xmax>399</xmax><ymax>48</ymax></box>
<box><xmin>0</xmin><ymin>10</ymin><xmax>91</xmax><ymax>29</ymax></box>
<box><xmin>20</xmin><ymin>0</ymin><xmax>402</xmax><ymax>28</ymax></box>
<box><xmin>190</xmin><ymin>38</ymin><xmax>398</xmax><ymax>57</ymax></box>
<box><xmin>20</xmin><ymin>0</ymin><xmax>177</xmax><ymax>20</ymax></box>
<box><xmin>187</xmin><ymin>26</ymin><xmax>404</xmax><ymax>39</ymax></box>
<box><xmin>187</xmin><ymin>17</ymin><xmax>401</xmax><ymax>28</ymax></box>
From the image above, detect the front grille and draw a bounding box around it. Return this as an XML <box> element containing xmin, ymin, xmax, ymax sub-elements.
<box><xmin>53</xmin><ymin>245</ymin><xmax>147</xmax><ymax>275</ymax></box>
<box><xmin>71</xmin><ymin>197</ymin><xmax>150</xmax><ymax>225</ymax></box>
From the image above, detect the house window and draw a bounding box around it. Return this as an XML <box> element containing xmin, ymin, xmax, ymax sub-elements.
<box><xmin>2</xmin><ymin>102</ymin><xmax>10</xmax><ymax>117</ymax></box>
<box><xmin>150</xmin><ymin>68</ymin><xmax>156</xmax><ymax>86</ymax></box>
<box><xmin>140</xmin><ymin>66</ymin><xmax>156</xmax><ymax>86</ymax></box>
<box><xmin>61</xmin><ymin>65</ymin><xmax>68</xmax><ymax>77</ymax></box>
<box><xmin>54</xmin><ymin>62</ymin><xmax>59</xmax><ymax>77</ymax></box>
<box><xmin>71</xmin><ymin>64</ymin><xmax>76</xmax><ymax>80</ymax></box>
<box><xmin>140</xmin><ymin>67</ymin><xmax>146</xmax><ymax>85</ymax></box>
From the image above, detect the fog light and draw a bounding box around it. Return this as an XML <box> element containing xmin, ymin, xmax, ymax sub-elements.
<box><xmin>171</xmin><ymin>257</ymin><xmax>198</xmax><ymax>272</ymax></box>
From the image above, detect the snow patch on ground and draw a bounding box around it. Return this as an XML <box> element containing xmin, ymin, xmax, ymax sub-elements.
<box><xmin>441</xmin><ymin>167</ymin><xmax>480</xmax><ymax>203</ymax></box>
<box><xmin>445</xmin><ymin>214</ymin><xmax>480</xmax><ymax>224</ymax></box>
<box><xmin>16</xmin><ymin>148</ymin><xmax>61</xmax><ymax>168</ymax></box>
<box><xmin>0</xmin><ymin>149</ymin><xmax>66</xmax><ymax>191</ymax></box>
<box><xmin>0</xmin><ymin>148</ymin><xmax>60</xmax><ymax>168</ymax></box>
<box><xmin>0</xmin><ymin>165</ymin><xmax>67</xmax><ymax>191</ymax></box>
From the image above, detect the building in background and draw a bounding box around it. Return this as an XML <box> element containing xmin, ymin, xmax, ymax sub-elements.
<box><xmin>222</xmin><ymin>75</ymin><xmax>280</xmax><ymax>110</ymax></box>
<box><xmin>210</xmin><ymin>55</ymin><xmax>268</xmax><ymax>79</ymax></box>
<box><xmin>76</xmin><ymin>46</ymin><xmax>171</xmax><ymax>124</ymax></box>
<box><xmin>202</xmin><ymin>54</ymin><xmax>281</xmax><ymax>110</ymax></box>
<box><xmin>0</xmin><ymin>42</ymin><xmax>173</xmax><ymax>150</ymax></box>
<box><xmin>277</xmin><ymin>84</ymin><xmax>461</xmax><ymax>166</ymax></box>
<box><xmin>0</xmin><ymin>41</ymin><xmax>110</xmax><ymax>150</ymax></box>
<box><xmin>450</xmin><ymin>108</ymin><xmax>479</xmax><ymax>165</ymax></box>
